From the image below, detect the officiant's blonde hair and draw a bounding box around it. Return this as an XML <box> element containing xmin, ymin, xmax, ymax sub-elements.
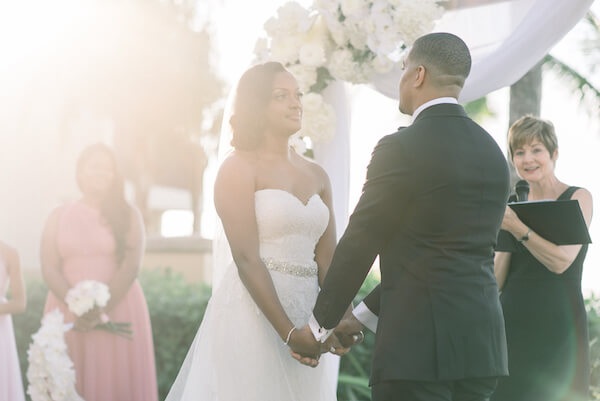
<box><xmin>508</xmin><ymin>115</ymin><xmax>558</xmax><ymax>161</ymax></box>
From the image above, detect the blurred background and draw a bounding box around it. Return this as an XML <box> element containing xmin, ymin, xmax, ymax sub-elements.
<box><xmin>0</xmin><ymin>0</ymin><xmax>598</xmax><ymax>290</ymax></box>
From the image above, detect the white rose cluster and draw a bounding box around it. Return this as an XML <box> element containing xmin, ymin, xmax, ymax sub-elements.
<box><xmin>27</xmin><ymin>310</ymin><xmax>83</xmax><ymax>401</ymax></box>
<box><xmin>315</xmin><ymin>0</ymin><xmax>443</xmax><ymax>81</ymax></box>
<box><xmin>255</xmin><ymin>0</ymin><xmax>444</xmax><ymax>150</ymax></box>
<box><xmin>297</xmin><ymin>93</ymin><xmax>336</xmax><ymax>144</ymax></box>
<box><xmin>65</xmin><ymin>280</ymin><xmax>111</xmax><ymax>317</ymax></box>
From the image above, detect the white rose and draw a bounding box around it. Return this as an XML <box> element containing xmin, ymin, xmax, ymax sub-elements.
<box><xmin>289</xmin><ymin>133</ymin><xmax>308</xmax><ymax>154</ymax></box>
<box><xmin>299</xmin><ymin>43</ymin><xmax>326</xmax><ymax>67</ymax></box>
<box><xmin>254</xmin><ymin>38</ymin><xmax>270</xmax><ymax>63</ymax></box>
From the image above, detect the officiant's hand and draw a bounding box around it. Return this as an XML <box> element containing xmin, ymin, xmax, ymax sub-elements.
<box><xmin>501</xmin><ymin>205</ymin><xmax>525</xmax><ymax>235</ymax></box>
<box><xmin>334</xmin><ymin>314</ymin><xmax>365</xmax><ymax>348</ymax></box>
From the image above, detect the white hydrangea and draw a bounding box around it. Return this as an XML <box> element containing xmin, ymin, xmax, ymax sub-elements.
<box><xmin>297</xmin><ymin>93</ymin><xmax>336</xmax><ymax>144</ymax></box>
<box><xmin>299</xmin><ymin>43</ymin><xmax>326</xmax><ymax>67</ymax></box>
<box><xmin>392</xmin><ymin>0</ymin><xmax>444</xmax><ymax>45</ymax></box>
<box><xmin>340</xmin><ymin>0</ymin><xmax>369</xmax><ymax>18</ymax></box>
<box><xmin>287</xmin><ymin>64</ymin><xmax>318</xmax><ymax>93</ymax></box>
<box><xmin>328</xmin><ymin>48</ymin><xmax>370</xmax><ymax>83</ymax></box>
<box><xmin>270</xmin><ymin>36</ymin><xmax>303</xmax><ymax>65</ymax></box>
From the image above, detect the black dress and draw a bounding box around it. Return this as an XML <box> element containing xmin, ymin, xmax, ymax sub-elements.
<box><xmin>492</xmin><ymin>186</ymin><xmax>590</xmax><ymax>401</ymax></box>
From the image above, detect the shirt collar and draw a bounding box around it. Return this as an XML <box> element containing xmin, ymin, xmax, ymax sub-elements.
<box><xmin>411</xmin><ymin>97</ymin><xmax>459</xmax><ymax>123</ymax></box>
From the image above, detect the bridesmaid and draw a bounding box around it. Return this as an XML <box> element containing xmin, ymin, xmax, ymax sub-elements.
<box><xmin>41</xmin><ymin>143</ymin><xmax>158</xmax><ymax>401</ymax></box>
<box><xmin>0</xmin><ymin>241</ymin><xmax>26</xmax><ymax>401</ymax></box>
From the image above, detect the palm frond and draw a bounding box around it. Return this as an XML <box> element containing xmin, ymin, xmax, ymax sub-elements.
<box><xmin>542</xmin><ymin>54</ymin><xmax>600</xmax><ymax>116</ymax></box>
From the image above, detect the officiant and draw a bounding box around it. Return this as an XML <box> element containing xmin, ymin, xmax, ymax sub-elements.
<box><xmin>492</xmin><ymin>115</ymin><xmax>593</xmax><ymax>401</ymax></box>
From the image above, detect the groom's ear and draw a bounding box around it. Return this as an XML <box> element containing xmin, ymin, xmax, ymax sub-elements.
<box><xmin>414</xmin><ymin>65</ymin><xmax>426</xmax><ymax>88</ymax></box>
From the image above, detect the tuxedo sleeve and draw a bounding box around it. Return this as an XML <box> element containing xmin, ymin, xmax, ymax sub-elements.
<box><xmin>362</xmin><ymin>284</ymin><xmax>381</xmax><ymax>315</ymax></box>
<box><xmin>313</xmin><ymin>133</ymin><xmax>412</xmax><ymax>329</ymax></box>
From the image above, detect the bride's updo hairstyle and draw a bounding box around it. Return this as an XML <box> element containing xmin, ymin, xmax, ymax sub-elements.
<box><xmin>230</xmin><ymin>62</ymin><xmax>287</xmax><ymax>150</ymax></box>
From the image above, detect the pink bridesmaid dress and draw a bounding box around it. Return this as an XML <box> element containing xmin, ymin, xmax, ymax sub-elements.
<box><xmin>0</xmin><ymin>255</ymin><xmax>26</xmax><ymax>401</ymax></box>
<box><xmin>44</xmin><ymin>201</ymin><xmax>158</xmax><ymax>401</ymax></box>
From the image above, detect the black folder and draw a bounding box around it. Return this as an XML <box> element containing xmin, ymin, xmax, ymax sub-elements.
<box><xmin>495</xmin><ymin>199</ymin><xmax>591</xmax><ymax>252</ymax></box>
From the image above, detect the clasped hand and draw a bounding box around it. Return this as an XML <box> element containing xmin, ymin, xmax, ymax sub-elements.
<box><xmin>287</xmin><ymin>315</ymin><xmax>365</xmax><ymax>368</ymax></box>
<box><xmin>73</xmin><ymin>307</ymin><xmax>104</xmax><ymax>331</ymax></box>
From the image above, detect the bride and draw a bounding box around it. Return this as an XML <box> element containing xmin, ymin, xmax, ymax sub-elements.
<box><xmin>165</xmin><ymin>62</ymin><xmax>347</xmax><ymax>401</ymax></box>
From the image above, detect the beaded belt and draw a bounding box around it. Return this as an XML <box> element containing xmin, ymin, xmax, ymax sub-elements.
<box><xmin>262</xmin><ymin>257</ymin><xmax>318</xmax><ymax>278</ymax></box>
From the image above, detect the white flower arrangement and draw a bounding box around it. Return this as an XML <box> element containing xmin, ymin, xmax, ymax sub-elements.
<box><xmin>64</xmin><ymin>280</ymin><xmax>110</xmax><ymax>316</ymax></box>
<box><xmin>255</xmin><ymin>0</ymin><xmax>444</xmax><ymax>150</ymax></box>
<box><xmin>65</xmin><ymin>280</ymin><xmax>132</xmax><ymax>339</ymax></box>
<box><xmin>27</xmin><ymin>310</ymin><xmax>83</xmax><ymax>401</ymax></box>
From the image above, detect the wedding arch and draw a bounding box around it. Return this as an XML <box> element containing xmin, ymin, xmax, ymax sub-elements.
<box><xmin>249</xmin><ymin>0</ymin><xmax>594</xmax><ymax>236</ymax></box>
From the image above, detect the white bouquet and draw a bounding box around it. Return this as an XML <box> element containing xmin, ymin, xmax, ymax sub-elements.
<box><xmin>26</xmin><ymin>310</ymin><xmax>83</xmax><ymax>401</ymax></box>
<box><xmin>65</xmin><ymin>280</ymin><xmax>132</xmax><ymax>339</ymax></box>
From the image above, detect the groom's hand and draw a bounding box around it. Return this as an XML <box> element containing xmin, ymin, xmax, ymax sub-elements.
<box><xmin>334</xmin><ymin>314</ymin><xmax>365</xmax><ymax>348</ymax></box>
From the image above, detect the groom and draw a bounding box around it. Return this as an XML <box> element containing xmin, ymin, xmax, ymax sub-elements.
<box><xmin>291</xmin><ymin>33</ymin><xmax>510</xmax><ymax>400</ymax></box>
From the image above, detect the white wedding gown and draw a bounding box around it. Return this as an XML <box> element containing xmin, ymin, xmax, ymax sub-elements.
<box><xmin>166</xmin><ymin>189</ymin><xmax>338</xmax><ymax>401</ymax></box>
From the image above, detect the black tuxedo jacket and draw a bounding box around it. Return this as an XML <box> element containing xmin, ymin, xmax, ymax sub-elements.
<box><xmin>313</xmin><ymin>103</ymin><xmax>510</xmax><ymax>384</ymax></box>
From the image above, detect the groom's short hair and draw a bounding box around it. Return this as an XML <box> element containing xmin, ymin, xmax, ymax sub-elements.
<box><xmin>409</xmin><ymin>33</ymin><xmax>471</xmax><ymax>88</ymax></box>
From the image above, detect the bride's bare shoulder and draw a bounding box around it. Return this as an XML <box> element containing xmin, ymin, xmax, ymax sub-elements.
<box><xmin>216</xmin><ymin>150</ymin><xmax>258</xmax><ymax>187</ymax></box>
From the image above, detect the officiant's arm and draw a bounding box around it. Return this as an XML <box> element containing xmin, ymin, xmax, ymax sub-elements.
<box><xmin>41</xmin><ymin>207</ymin><xmax>72</xmax><ymax>302</ymax></box>
<box><xmin>215</xmin><ymin>155</ymin><xmax>319</xmax><ymax>356</ymax></box>
<box><xmin>501</xmin><ymin>188</ymin><xmax>593</xmax><ymax>274</ymax></box>
<box><xmin>105</xmin><ymin>207</ymin><xmax>145</xmax><ymax>312</ymax></box>
<box><xmin>311</xmin><ymin>134</ymin><xmax>411</xmax><ymax>335</ymax></box>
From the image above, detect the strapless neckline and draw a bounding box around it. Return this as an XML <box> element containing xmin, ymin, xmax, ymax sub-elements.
<box><xmin>255</xmin><ymin>188</ymin><xmax>321</xmax><ymax>207</ymax></box>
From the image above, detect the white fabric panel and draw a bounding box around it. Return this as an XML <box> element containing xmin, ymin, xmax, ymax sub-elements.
<box><xmin>312</xmin><ymin>80</ymin><xmax>351</xmax><ymax>239</ymax></box>
<box><xmin>370</xmin><ymin>0</ymin><xmax>594</xmax><ymax>102</ymax></box>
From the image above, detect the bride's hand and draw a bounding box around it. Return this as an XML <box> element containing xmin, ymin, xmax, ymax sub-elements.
<box><xmin>288</xmin><ymin>325</ymin><xmax>321</xmax><ymax>367</ymax></box>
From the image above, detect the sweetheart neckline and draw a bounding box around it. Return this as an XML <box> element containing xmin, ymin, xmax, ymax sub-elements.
<box><xmin>254</xmin><ymin>188</ymin><xmax>321</xmax><ymax>207</ymax></box>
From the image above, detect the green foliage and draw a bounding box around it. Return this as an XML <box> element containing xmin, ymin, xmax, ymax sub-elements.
<box><xmin>13</xmin><ymin>278</ymin><xmax>48</xmax><ymax>395</ymax></box>
<box><xmin>337</xmin><ymin>273</ymin><xmax>380</xmax><ymax>401</ymax></box>
<box><xmin>12</xmin><ymin>269</ymin><xmax>211</xmax><ymax>401</ymax></box>
<box><xmin>586</xmin><ymin>294</ymin><xmax>600</xmax><ymax>400</ymax></box>
<box><xmin>138</xmin><ymin>268</ymin><xmax>212</xmax><ymax>400</ymax></box>
<box><xmin>464</xmin><ymin>96</ymin><xmax>495</xmax><ymax>124</ymax></box>
<box><xmin>11</xmin><ymin>270</ymin><xmax>600</xmax><ymax>401</ymax></box>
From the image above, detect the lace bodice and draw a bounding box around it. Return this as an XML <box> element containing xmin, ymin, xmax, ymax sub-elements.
<box><xmin>255</xmin><ymin>189</ymin><xmax>329</xmax><ymax>273</ymax></box>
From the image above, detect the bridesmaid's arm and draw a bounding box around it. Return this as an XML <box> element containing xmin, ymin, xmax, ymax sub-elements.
<box><xmin>41</xmin><ymin>207</ymin><xmax>71</xmax><ymax>302</ymax></box>
<box><xmin>0</xmin><ymin>244</ymin><xmax>27</xmax><ymax>315</ymax></box>
<box><xmin>104</xmin><ymin>206</ymin><xmax>145</xmax><ymax>313</ymax></box>
<box><xmin>502</xmin><ymin>188</ymin><xmax>593</xmax><ymax>274</ymax></box>
<box><xmin>494</xmin><ymin>251</ymin><xmax>511</xmax><ymax>291</ymax></box>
